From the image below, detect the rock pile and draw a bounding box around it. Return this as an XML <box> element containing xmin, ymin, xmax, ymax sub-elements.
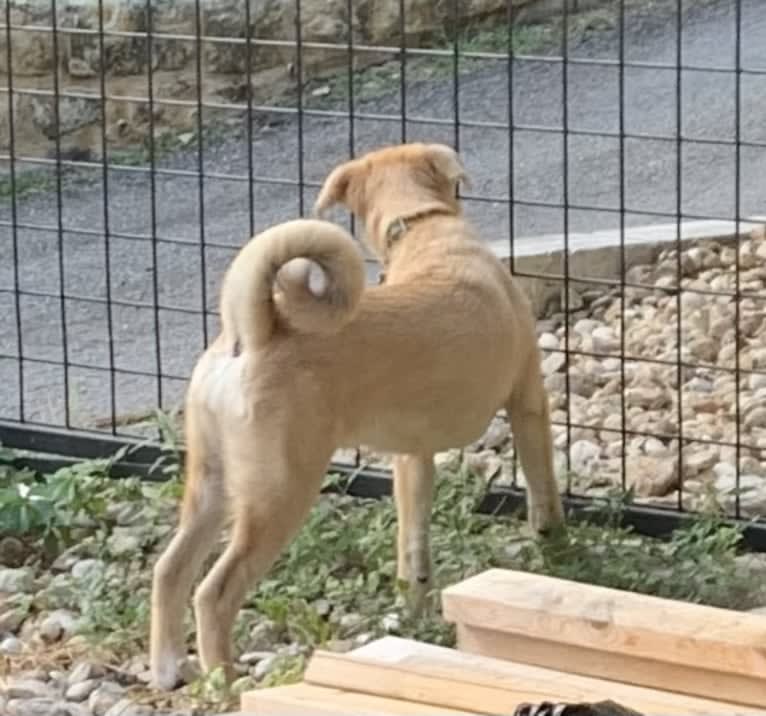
<box><xmin>436</xmin><ymin>235</ymin><xmax>766</xmax><ymax>517</ymax></box>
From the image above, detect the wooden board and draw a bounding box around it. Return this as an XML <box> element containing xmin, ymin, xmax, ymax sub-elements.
<box><xmin>303</xmin><ymin>636</ymin><xmax>761</xmax><ymax>716</ymax></box>
<box><xmin>240</xmin><ymin>682</ymin><xmax>477</xmax><ymax>715</ymax></box>
<box><xmin>441</xmin><ymin>569</ymin><xmax>766</xmax><ymax>707</ymax></box>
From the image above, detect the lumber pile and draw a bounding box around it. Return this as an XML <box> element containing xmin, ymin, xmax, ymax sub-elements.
<box><xmin>441</xmin><ymin>569</ymin><xmax>766</xmax><ymax>707</ymax></box>
<box><xmin>240</xmin><ymin>569</ymin><xmax>766</xmax><ymax>715</ymax></box>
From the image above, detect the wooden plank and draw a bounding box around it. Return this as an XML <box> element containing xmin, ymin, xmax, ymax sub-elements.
<box><xmin>303</xmin><ymin>636</ymin><xmax>761</xmax><ymax>715</ymax></box>
<box><xmin>455</xmin><ymin>624</ymin><xmax>766</xmax><ymax>711</ymax></box>
<box><xmin>240</xmin><ymin>682</ymin><xmax>477</xmax><ymax>715</ymax></box>
<box><xmin>441</xmin><ymin>569</ymin><xmax>766</xmax><ymax>706</ymax></box>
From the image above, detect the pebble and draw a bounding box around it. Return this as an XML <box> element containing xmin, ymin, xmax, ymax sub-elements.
<box><xmin>67</xmin><ymin>661</ymin><xmax>103</xmax><ymax>686</ymax></box>
<box><xmin>106</xmin><ymin>531</ymin><xmax>141</xmax><ymax>558</ymax></box>
<box><xmin>381</xmin><ymin>612</ymin><xmax>401</xmax><ymax>633</ymax></box>
<box><xmin>0</xmin><ymin>536</ymin><xmax>26</xmax><ymax>567</ymax></box>
<box><xmin>0</xmin><ymin>635</ymin><xmax>23</xmax><ymax>654</ymax></box>
<box><xmin>0</xmin><ymin>567</ymin><xmax>35</xmax><ymax>593</ymax></box>
<box><xmin>39</xmin><ymin>609</ymin><xmax>79</xmax><ymax>643</ymax></box>
<box><xmin>538</xmin><ymin>332</ymin><xmax>559</xmax><ymax>351</ymax></box>
<box><xmin>253</xmin><ymin>654</ymin><xmax>280</xmax><ymax>681</ymax></box>
<box><xmin>3</xmin><ymin>677</ymin><xmax>56</xmax><ymax>700</ymax></box>
<box><xmin>104</xmin><ymin>698</ymin><xmax>154</xmax><ymax>716</ymax></box>
<box><xmin>88</xmin><ymin>682</ymin><xmax>126</xmax><ymax>716</ymax></box>
<box><xmin>249</xmin><ymin>620</ymin><xmax>282</xmax><ymax>650</ymax></box>
<box><xmin>239</xmin><ymin>650</ymin><xmax>276</xmax><ymax>665</ymax></box>
<box><xmin>71</xmin><ymin>559</ymin><xmax>106</xmax><ymax>582</ymax></box>
<box><xmin>0</xmin><ymin>605</ymin><xmax>25</xmax><ymax>633</ymax></box>
<box><xmin>570</xmin><ymin>440</ymin><xmax>601</xmax><ymax>477</ymax></box>
<box><xmin>65</xmin><ymin>679</ymin><xmax>100</xmax><ymax>702</ymax></box>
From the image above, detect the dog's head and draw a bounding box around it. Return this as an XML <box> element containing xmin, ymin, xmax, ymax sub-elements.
<box><xmin>314</xmin><ymin>143</ymin><xmax>470</xmax><ymax>257</ymax></box>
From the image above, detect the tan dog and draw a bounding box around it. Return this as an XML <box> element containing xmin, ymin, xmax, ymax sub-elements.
<box><xmin>149</xmin><ymin>142</ymin><xmax>565</xmax><ymax>690</ymax></box>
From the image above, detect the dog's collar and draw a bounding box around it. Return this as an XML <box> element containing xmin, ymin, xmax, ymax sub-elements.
<box><xmin>378</xmin><ymin>207</ymin><xmax>456</xmax><ymax>285</ymax></box>
<box><xmin>383</xmin><ymin>207</ymin><xmax>455</xmax><ymax>252</ymax></box>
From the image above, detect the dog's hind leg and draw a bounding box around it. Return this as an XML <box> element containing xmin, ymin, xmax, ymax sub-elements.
<box><xmin>193</xmin><ymin>442</ymin><xmax>329</xmax><ymax>681</ymax></box>
<box><xmin>507</xmin><ymin>361</ymin><xmax>565</xmax><ymax>534</ymax></box>
<box><xmin>150</xmin><ymin>405</ymin><xmax>226</xmax><ymax>691</ymax></box>
<box><xmin>393</xmin><ymin>453</ymin><xmax>435</xmax><ymax>616</ymax></box>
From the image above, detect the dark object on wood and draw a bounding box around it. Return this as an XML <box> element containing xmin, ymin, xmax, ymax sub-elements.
<box><xmin>514</xmin><ymin>700</ymin><xmax>645</xmax><ymax>716</ymax></box>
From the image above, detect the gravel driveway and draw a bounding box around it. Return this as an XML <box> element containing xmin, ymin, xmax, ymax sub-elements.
<box><xmin>0</xmin><ymin>0</ymin><xmax>764</xmax><ymax>431</ymax></box>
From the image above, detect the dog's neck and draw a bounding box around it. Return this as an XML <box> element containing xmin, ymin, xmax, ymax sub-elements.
<box><xmin>378</xmin><ymin>204</ymin><xmax>457</xmax><ymax>264</ymax></box>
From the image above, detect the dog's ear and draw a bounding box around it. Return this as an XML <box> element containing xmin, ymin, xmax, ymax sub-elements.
<box><xmin>314</xmin><ymin>159</ymin><xmax>364</xmax><ymax>217</ymax></box>
<box><xmin>424</xmin><ymin>143</ymin><xmax>472</xmax><ymax>191</ymax></box>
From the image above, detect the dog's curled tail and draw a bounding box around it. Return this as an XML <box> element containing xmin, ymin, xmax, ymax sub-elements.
<box><xmin>220</xmin><ymin>218</ymin><xmax>366</xmax><ymax>351</ymax></box>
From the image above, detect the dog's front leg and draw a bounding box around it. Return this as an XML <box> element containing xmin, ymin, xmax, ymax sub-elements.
<box><xmin>393</xmin><ymin>454</ymin><xmax>435</xmax><ymax>615</ymax></box>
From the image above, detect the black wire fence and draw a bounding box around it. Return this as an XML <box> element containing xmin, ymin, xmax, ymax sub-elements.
<box><xmin>2</xmin><ymin>0</ymin><xmax>766</xmax><ymax>544</ymax></box>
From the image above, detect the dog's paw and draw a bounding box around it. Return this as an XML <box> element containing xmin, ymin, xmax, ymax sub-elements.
<box><xmin>151</xmin><ymin>654</ymin><xmax>199</xmax><ymax>691</ymax></box>
<box><xmin>527</xmin><ymin>500</ymin><xmax>566</xmax><ymax>535</ymax></box>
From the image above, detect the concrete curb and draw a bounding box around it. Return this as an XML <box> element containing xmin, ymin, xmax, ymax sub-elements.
<box><xmin>485</xmin><ymin>219</ymin><xmax>766</xmax><ymax>316</ymax></box>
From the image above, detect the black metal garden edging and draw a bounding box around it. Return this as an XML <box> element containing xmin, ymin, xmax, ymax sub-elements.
<box><xmin>3</xmin><ymin>420</ymin><xmax>766</xmax><ymax>553</ymax></box>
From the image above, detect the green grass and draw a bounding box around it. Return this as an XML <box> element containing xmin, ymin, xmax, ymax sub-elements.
<box><xmin>0</xmin><ymin>168</ymin><xmax>58</xmax><ymax>199</ymax></box>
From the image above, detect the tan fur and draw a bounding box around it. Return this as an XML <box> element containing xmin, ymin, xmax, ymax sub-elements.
<box><xmin>149</xmin><ymin>142</ymin><xmax>565</xmax><ymax>691</ymax></box>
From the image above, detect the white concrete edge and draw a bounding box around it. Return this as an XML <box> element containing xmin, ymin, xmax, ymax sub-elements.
<box><xmin>486</xmin><ymin>218</ymin><xmax>766</xmax><ymax>262</ymax></box>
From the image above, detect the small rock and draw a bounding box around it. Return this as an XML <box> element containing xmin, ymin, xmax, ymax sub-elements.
<box><xmin>7</xmin><ymin>697</ymin><xmax>85</xmax><ymax>716</ymax></box>
<box><xmin>570</xmin><ymin>440</ymin><xmax>601</xmax><ymax>477</ymax></box>
<box><xmin>311</xmin><ymin>84</ymin><xmax>331</xmax><ymax>97</ymax></box>
<box><xmin>745</xmin><ymin>407</ymin><xmax>766</xmax><ymax>429</ymax></box>
<box><xmin>0</xmin><ymin>567</ymin><xmax>35</xmax><ymax>593</ymax></box>
<box><xmin>573</xmin><ymin>319</ymin><xmax>600</xmax><ymax>336</ymax></box>
<box><xmin>626</xmin><ymin>385</ymin><xmax>670</xmax><ymax>410</ymax></box>
<box><xmin>249</xmin><ymin>620</ymin><xmax>282</xmax><ymax>649</ymax></box>
<box><xmin>643</xmin><ymin>437</ymin><xmax>667</xmax><ymax>456</ymax></box>
<box><xmin>71</xmin><ymin>559</ymin><xmax>106</xmax><ymax>583</ymax></box>
<box><xmin>542</xmin><ymin>352</ymin><xmax>566</xmax><ymax>376</ymax></box>
<box><xmin>353</xmin><ymin>632</ymin><xmax>374</xmax><ymax>647</ymax></box>
<box><xmin>239</xmin><ymin>650</ymin><xmax>276</xmax><ymax>665</ymax></box>
<box><xmin>104</xmin><ymin>698</ymin><xmax>153</xmax><ymax>716</ymax></box>
<box><xmin>714</xmin><ymin>473</ymin><xmax>762</xmax><ymax>495</ymax></box>
<box><xmin>462</xmin><ymin>450</ymin><xmax>502</xmax><ymax>481</ymax></box>
<box><xmin>748</xmin><ymin>372</ymin><xmax>766</xmax><ymax>391</ymax></box>
<box><xmin>381</xmin><ymin>612</ymin><xmax>401</xmax><ymax>633</ymax></box>
<box><xmin>106</xmin><ymin>531</ymin><xmax>140</xmax><ymax>558</ymax></box>
<box><xmin>68</xmin><ymin>661</ymin><xmax>104</xmax><ymax>686</ymax></box>
<box><xmin>0</xmin><ymin>635</ymin><xmax>23</xmax><ymax>654</ymax></box>
<box><xmin>3</xmin><ymin>677</ymin><xmax>56</xmax><ymax>699</ymax></box>
<box><xmin>88</xmin><ymin>682</ymin><xmax>126</xmax><ymax>716</ymax></box>
<box><xmin>538</xmin><ymin>332</ymin><xmax>559</xmax><ymax>351</ymax></box>
<box><xmin>312</xmin><ymin>598</ymin><xmax>331</xmax><ymax>617</ymax></box>
<box><xmin>481</xmin><ymin>418</ymin><xmax>510</xmax><ymax>450</ymax></box>
<box><xmin>338</xmin><ymin>612</ymin><xmax>364</xmax><ymax>634</ymax></box>
<box><xmin>0</xmin><ymin>606</ymin><xmax>25</xmax><ymax>633</ymax></box>
<box><xmin>434</xmin><ymin>449</ymin><xmax>461</xmax><ymax>472</ymax></box>
<box><xmin>253</xmin><ymin>654</ymin><xmax>279</xmax><ymax>681</ymax></box>
<box><xmin>683</xmin><ymin>447</ymin><xmax>718</xmax><ymax>478</ymax></box>
<box><xmin>66</xmin><ymin>679</ymin><xmax>99</xmax><ymax>702</ymax></box>
<box><xmin>628</xmin><ymin>455</ymin><xmax>679</xmax><ymax>497</ymax></box>
<box><xmin>68</xmin><ymin>57</ymin><xmax>96</xmax><ymax>78</ymax></box>
<box><xmin>39</xmin><ymin>609</ymin><xmax>79</xmax><ymax>643</ymax></box>
<box><xmin>324</xmin><ymin>638</ymin><xmax>354</xmax><ymax>652</ymax></box>
<box><xmin>0</xmin><ymin>536</ymin><xmax>26</xmax><ymax>567</ymax></box>
<box><xmin>735</xmin><ymin>553</ymin><xmax>766</xmax><ymax>580</ymax></box>
<box><xmin>591</xmin><ymin>325</ymin><xmax>618</xmax><ymax>353</ymax></box>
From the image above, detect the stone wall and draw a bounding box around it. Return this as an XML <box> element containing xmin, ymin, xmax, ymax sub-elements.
<box><xmin>0</xmin><ymin>0</ymin><xmax>591</xmax><ymax>158</ymax></box>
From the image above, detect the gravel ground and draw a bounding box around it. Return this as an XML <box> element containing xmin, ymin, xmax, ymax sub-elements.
<box><xmin>1</xmin><ymin>0</ymin><xmax>765</xmax><ymax>429</ymax></box>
